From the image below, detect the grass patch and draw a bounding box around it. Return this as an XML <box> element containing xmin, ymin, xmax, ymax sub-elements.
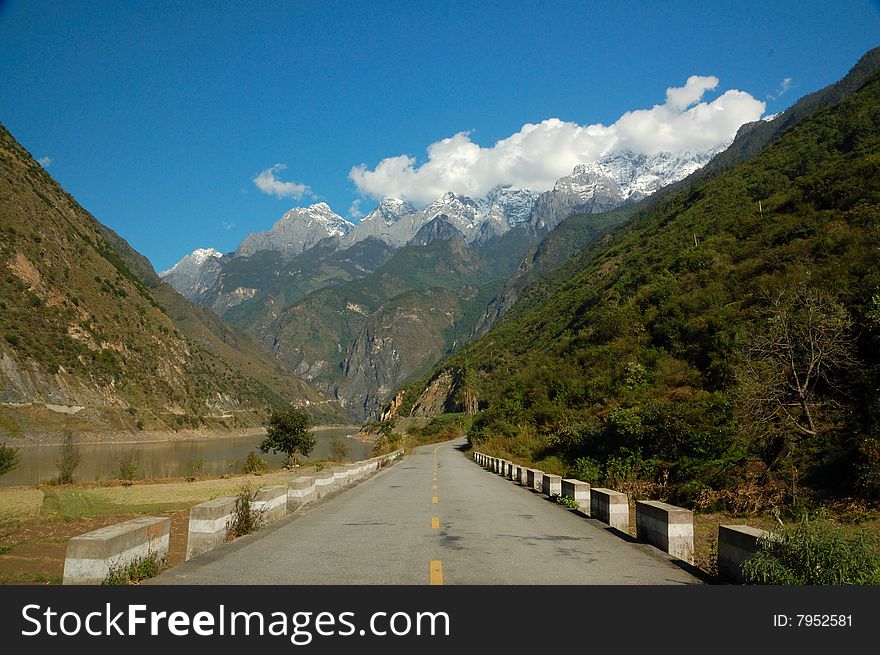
<box><xmin>40</xmin><ymin>488</ymin><xmax>190</xmax><ymax>519</ymax></box>
<box><xmin>0</xmin><ymin>571</ymin><xmax>62</xmax><ymax>585</ymax></box>
<box><xmin>103</xmin><ymin>551</ymin><xmax>164</xmax><ymax>585</ymax></box>
<box><xmin>744</xmin><ymin>514</ymin><xmax>880</xmax><ymax>585</ymax></box>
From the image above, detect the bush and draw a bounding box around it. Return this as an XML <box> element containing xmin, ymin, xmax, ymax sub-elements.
<box><xmin>103</xmin><ymin>552</ymin><xmax>163</xmax><ymax>585</ymax></box>
<box><xmin>555</xmin><ymin>495</ymin><xmax>580</xmax><ymax>509</ymax></box>
<box><xmin>242</xmin><ymin>451</ymin><xmax>268</xmax><ymax>475</ymax></box>
<box><xmin>329</xmin><ymin>437</ymin><xmax>350</xmax><ymax>462</ymax></box>
<box><xmin>226</xmin><ymin>485</ymin><xmax>264</xmax><ymax>538</ymax></box>
<box><xmin>118</xmin><ymin>454</ymin><xmax>137</xmax><ymax>481</ymax></box>
<box><xmin>55</xmin><ymin>431</ymin><xmax>80</xmax><ymax>484</ymax></box>
<box><xmin>0</xmin><ymin>442</ymin><xmax>20</xmax><ymax>478</ymax></box>
<box><xmin>568</xmin><ymin>457</ymin><xmax>602</xmax><ymax>484</ymax></box>
<box><xmin>743</xmin><ymin>515</ymin><xmax>880</xmax><ymax>585</ymax></box>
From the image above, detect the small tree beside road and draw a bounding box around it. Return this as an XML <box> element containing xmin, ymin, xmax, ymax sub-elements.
<box><xmin>259</xmin><ymin>408</ymin><xmax>315</xmax><ymax>467</ymax></box>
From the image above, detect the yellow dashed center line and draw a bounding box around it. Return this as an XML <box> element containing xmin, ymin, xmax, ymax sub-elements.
<box><xmin>429</xmin><ymin>560</ymin><xmax>443</xmax><ymax>585</ymax></box>
<box><xmin>428</xmin><ymin>449</ymin><xmax>443</xmax><ymax>584</ymax></box>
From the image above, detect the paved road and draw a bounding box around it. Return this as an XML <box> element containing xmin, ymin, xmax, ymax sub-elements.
<box><xmin>155</xmin><ymin>438</ymin><xmax>701</xmax><ymax>585</ymax></box>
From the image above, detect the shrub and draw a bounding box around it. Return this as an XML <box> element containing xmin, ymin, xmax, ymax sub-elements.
<box><xmin>329</xmin><ymin>437</ymin><xmax>350</xmax><ymax>462</ymax></box>
<box><xmin>55</xmin><ymin>431</ymin><xmax>80</xmax><ymax>484</ymax></box>
<box><xmin>103</xmin><ymin>551</ymin><xmax>163</xmax><ymax>585</ymax></box>
<box><xmin>0</xmin><ymin>442</ymin><xmax>20</xmax><ymax>478</ymax></box>
<box><xmin>568</xmin><ymin>457</ymin><xmax>602</xmax><ymax>484</ymax></box>
<box><xmin>743</xmin><ymin>515</ymin><xmax>880</xmax><ymax>585</ymax></box>
<box><xmin>555</xmin><ymin>495</ymin><xmax>580</xmax><ymax>509</ymax></box>
<box><xmin>118</xmin><ymin>454</ymin><xmax>138</xmax><ymax>481</ymax></box>
<box><xmin>242</xmin><ymin>451</ymin><xmax>268</xmax><ymax>475</ymax></box>
<box><xmin>226</xmin><ymin>485</ymin><xmax>264</xmax><ymax>539</ymax></box>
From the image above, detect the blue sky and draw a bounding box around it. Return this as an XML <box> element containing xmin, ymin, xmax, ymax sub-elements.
<box><xmin>1</xmin><ymin>0</ymin><xmax>878</xmax><ymax>271</ymax></box>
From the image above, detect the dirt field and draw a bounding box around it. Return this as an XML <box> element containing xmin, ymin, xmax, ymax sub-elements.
<box><xmin>0</xmin><ymin>465</ymin><xmax>322</xmax><ymax>584</ymax></box>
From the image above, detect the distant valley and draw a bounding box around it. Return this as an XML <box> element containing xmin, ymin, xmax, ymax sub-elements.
<box><xmin>161</xmin><ymin>148</ymin><xmax>721</xmax><ymax>419</ymax></box>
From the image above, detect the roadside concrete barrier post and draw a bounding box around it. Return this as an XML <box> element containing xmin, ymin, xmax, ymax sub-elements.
<box><xmin>526</xmin><ymin>469</ymin><xmax>544</xmax><ymax>492</ymax></box>
<box><xmin>63</xmin><ymin>517</ymin><xmax>170</xmax><ymax>585</ymax></box>
<box><xmin>718</xmin><ymin>525</ymin><xmax>770</xmax><ymax>583</ymax></box>
<box><xmin>314</xmin><ymin>470</ymin><xmax>336</xmax><ymax>498</ymax></box>
<box><xmin>590</xmin><ymin>488</ymin><xmax>629</xmax><ymax>532</ymax></box>
<box><xmin>287</xmin><ymin>476</ymin><xmax>317</xmax><ymax>512</ymax></box>
<box><xmin>542</xmin><ymin>473</ymin><xmax>562</xmax><ymax>498</ymax></box>
<box><xmin>186</xmin><ymin>497</ymin><xmax>236</xmax><ymax>561</ymax></box>
<box><xmin>561</xmin><ymin>479</ymin><xmax>590</xmax><ymax>512</ymax></box>
<box><xmin>636</xmin><ymin>500</ymin><xmax>694</xmax><ymax>564</ymax></box>
<box><xmin>252</xmin><ymin>485</ymin><xmax>287</xmax><ymax>523</ymax></box>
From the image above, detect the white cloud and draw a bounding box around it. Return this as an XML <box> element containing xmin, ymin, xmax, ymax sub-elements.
<box><xmin>253</xmin><ymin>164</ymin><xmax>313</xmax><ymax>199</ymax></box>
<box><xmin>767</xmin><ymin>77</ymin><xmax>793</xmax><ymax>100</ymax></box>
<box><xmin>37</xmin><ymin>156</ymin><xmax>52</xmax><ymax>168</ymax></box>
<box><xmin>348</xmin><ymin>198</ymin><xmax>364</xmax><ymax>219</ymax></box>
<box><xmin>222</xmin><ymin>221</ymin><xmax>235</xmax><ymax>231</ymax></box>
<box><xmin>350</xmin><ymin>76</ymin><xmax>766</xmax><ymax>205</ymax></box>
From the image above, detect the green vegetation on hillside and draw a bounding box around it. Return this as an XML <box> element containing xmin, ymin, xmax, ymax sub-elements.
<box><xmin>0</xmin><ymin>124</ymin><xmax>334</xmax><ymax>434</ymax></box>
<box><xmin>402</xmin><ymin>69</ymin><xmax>880</xmax><ymax>508</ymax></box>
<box><xmin>226</xmin><ymin>227</ymin><xmax>535</xmax><ymax>420</ymax></box>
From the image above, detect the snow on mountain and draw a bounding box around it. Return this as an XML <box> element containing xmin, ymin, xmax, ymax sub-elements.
<box><xmin>159</xmin><ymin>247</ymin><xmax>224</xmax><ymax>302</ymax></box>
<box><xmin>343</xmin><ymin>197</ymin><xmax>418</xmax><ymax>247</ymax></box>
<box><xmin>599</xmin><ymin>146</ymin><xmax>729</xmax><ymax>202</ymax></box>
<box><xmin>235</xmin><ymin>202</ymin><xmax>354</xmax><ymax>257</ymax></box>
<box><xmin>161</xmin><ymin>144</ymin><xmax>726</xmax><ymax>301</ymax></box>
<box><xmin>529</xmin><ymin>146</ymin><xmax>729</xmax><ymax>232</ymax></box>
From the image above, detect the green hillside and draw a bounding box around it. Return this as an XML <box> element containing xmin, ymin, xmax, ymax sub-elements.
<box><xmin>0</xmin><ymin>124</ymin><xmax>338</xmax><ymax>437</ymax></box>
<box><xmin>398</xmin><ymin>68</ymin><xmax>880</xmax><ymax>506</ymax></box>
<box><xmin>210</xmin><ymin>237</ymin><xmax>394</xmax><ymax>324</ymax></box>
<box><xmin>232</xmin><ymin>227</ymin><xmax>533</xmax><ymax>419</ymax></box>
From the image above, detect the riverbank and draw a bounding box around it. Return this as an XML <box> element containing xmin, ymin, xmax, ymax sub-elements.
<box><xmin>7</xmin><ymin>424</ymin><xmax>362</xmax><ymax>446</ymax></box>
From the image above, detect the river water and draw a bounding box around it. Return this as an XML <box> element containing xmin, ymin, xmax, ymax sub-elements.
<box><xmin>0</xmin><ymin>427</ymin><xmax>371</xmax><ymax>487</ymax></box>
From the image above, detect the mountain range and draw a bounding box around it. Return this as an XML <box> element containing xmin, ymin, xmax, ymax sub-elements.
<box><xmin>160</xmin><ymin>147</ymin><xmax>722</xmax><ymax>419</ymax></box>
<box><xmin>164</xmin><ymin>147</ymin><xmax>719</xmax><ymax>296</ymax></box>
<box><xmin>389</xmin><ymin>46</ymin><xmax>880</xmax><ymax>503</ymax></box>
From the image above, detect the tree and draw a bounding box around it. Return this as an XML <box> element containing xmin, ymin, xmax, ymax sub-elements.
<box><xmin>0</xmin><ymin>442</ymin><xmax>20</xmax><ymax>478</ymax></box>
<box><xmin>56</xmin><ymin>431</ymin><xmax>81</xmax><ymax>484</ymax></box>
<box><xmin>329</xmin><ymin>437</ymin><xmax>350</xmax><ymax>463</ymax></box>
<box><xmin>738</xmin><ymin>286</ymin><xmax>856</xmax><ymax>438</ymax></box>
<box><xmin>736</xmin><ymin>285</ymin><xmax>858</xmax><ymax>496</ymax></box>
<box><xmin>259</xmin><ymin>408</ymin><xmax>315</xmax><ymax>467</ymax></box>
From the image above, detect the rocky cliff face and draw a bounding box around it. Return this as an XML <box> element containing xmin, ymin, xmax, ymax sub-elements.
<box><xmin>0</xmin><ymin>124</ymin><xmax>333</xmax><ymax>437</ymax></box>
<box><xmin>235</xmin><ymin>203</ymin><xmax>354</xmax><ymax>257</ymax></box>
<box><xmin>529</xmin><ymin>163</ymin><xmax>622</xmax><ymax>233</ymax></box>
<box><xmin>408</xmin><ymin>370</ymin><xmax>461</xmax><ymax>418</ymax></box>
<box><xmin>407</xmin><ymin>214</ymin><xmax>467</xmax><ymax>246</ymax></box>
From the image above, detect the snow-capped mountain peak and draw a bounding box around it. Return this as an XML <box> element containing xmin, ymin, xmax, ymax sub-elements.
<box><xmin>159</xmin><ymin>247</ymin><xmax>224</xmax><ymax>302</ymax></box>
<box><xmin>362</xmin><ymin>197</ymin><xmax>417</xmax><ymax>225</ymax></box>
<box><xmin>160</xmin><ymin>247</ymin><xmax>221</xmax><ymax>277</ymax></box>
<box><xmin>235</xmin><ymin>203</ymin><xmax>353</xmax><ymax>257</ymax></box>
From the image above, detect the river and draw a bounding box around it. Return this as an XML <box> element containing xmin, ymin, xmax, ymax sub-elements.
<box><xmin>0</xmin><ymin>427</ymin><xmax>372</xmax><ymax>487</ymax></box>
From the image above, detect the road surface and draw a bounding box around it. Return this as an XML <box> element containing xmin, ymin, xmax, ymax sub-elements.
<box><xmin>155</xmin><ymin>438</ymin><xmax>701</xmax><ymax>585</ymax></box>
